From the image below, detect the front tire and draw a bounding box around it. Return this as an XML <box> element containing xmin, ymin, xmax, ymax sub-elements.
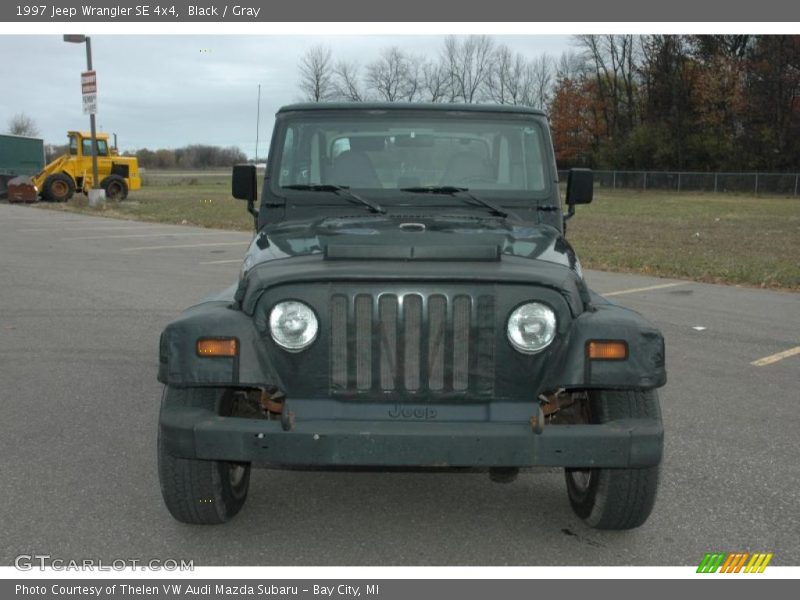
<box><xmin>565</xmin><ymin>389</ymin><xmax>662</xmax><ymax>530</ymax></box>
<box><xmin>158</xmin><ymin>387</ymin><xmax>250</xmax><ymax>525</ymax></box>
<box><xmin>42</xmin><ymin>173</ymin><xmax>75</xmax><ymax>202</ymax></box>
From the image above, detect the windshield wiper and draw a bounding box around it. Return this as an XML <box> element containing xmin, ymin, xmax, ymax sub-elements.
<box><xmin>399</xmin><ymin>186</ymin><xmax>515</xmax><ymax>220</ymax></box>
<box><xmin>282</xmin><ymin>184</ymin><xmax>386</xmax><ymax>214</ymax></box>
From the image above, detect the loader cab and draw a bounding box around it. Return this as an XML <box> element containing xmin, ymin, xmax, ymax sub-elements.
<box><xmin>68</xmin><ymin>132</ymin><xmax>109</xmax><ymax>158</ymax></box>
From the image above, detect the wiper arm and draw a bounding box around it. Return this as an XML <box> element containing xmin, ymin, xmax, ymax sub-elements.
<box><xmin>399</xmin><ymin>186</ymin><xmax>515</xmax><ymax>220</ymax></box>
<box><xmin>282</xmin><ymin>184</ymin><xmax>386</xmax><ymax>214</ymax></box>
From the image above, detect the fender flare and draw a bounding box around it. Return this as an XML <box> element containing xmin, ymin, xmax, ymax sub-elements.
<box><xmin>543</xmin><ymin>297</ymin><xmax>666</xmax><ymax>391</ymax></box>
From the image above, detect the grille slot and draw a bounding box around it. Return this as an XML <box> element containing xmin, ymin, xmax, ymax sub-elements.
<box><xmin>330</xmin><ymin>295</ymin><xmax>348</xmax><ymax>388</ymax></box>
<box><xmin>452</xmin><ymin>295</ymin><xmax>471</xmax><ymax>391</ymax></box>
<box><xmin>355</xmin><ymin>294</ymin><xmax>372</xmax><ymax>390</ymax></box>
<box><xmin>403</xmin><ymin>295</ymin><xmax>422</xmax><ymax>391</ymax></box>
<box><xmin>428</xmin><ymin>295</ymin><xmax>446</xmax><ymax>391</ymax></box>
<box><xmin>330</xmin><ymin>291</ymin><xmax>495</xmax><ymax>396</ymax></box>
<box><xmin>379</xmin><ymin>295</ymin><xmax>398</xmax><ymax>390</ymax></box>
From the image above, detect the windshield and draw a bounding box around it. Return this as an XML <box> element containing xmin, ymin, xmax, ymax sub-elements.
<box><xmin>273</xmin><ymin>112</ymin><xmax>550</xmax><ymax>193</ymax></box>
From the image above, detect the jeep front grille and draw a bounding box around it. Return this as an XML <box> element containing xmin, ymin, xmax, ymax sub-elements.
<box><xmin>330</xmin><ymin>292</ymin><xmax>495</xmax><ymax>396</ymax></box>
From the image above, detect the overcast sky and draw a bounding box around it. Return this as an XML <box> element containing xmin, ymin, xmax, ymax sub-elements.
<box><xmin>0</xmin><ymin>35</ymin><xmax>572</xmax><ymax>156</ymax></box>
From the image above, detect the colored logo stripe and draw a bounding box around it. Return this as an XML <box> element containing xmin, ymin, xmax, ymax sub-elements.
<box><xmin>720</xmin><ymin>553</ymin><xmax>748</xmax><ymax>573</ymax></box>
<box><xmin>697</xmin><ymin>552</ymin><xmax>773</xmax><ymax>573</ymax></box>
<box><xmin>745</xmin><ymin>553</ymin><xmax>773</xmax><ymax>573</ymax></box>
<box><xmin>697</xmin><ymin>553</ymin><xmax>726</xmax><ymax>573</ymax></box>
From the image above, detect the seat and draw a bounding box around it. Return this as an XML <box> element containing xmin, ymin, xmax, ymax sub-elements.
<box><xmin>327</xmin><ymin>150</ymin><xmax>381</xmax><ymax>188</ymax></box>
<box><xmin>440</xmin><ymin>152</ymin><xmax>494</xmax><ymax>187</ymax></box>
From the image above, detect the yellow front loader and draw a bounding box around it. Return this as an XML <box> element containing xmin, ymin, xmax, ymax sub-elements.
<box><xmin>33</xmin><ymin>131</ymin><xmax>141</xmax><ymax>201</ymax></box>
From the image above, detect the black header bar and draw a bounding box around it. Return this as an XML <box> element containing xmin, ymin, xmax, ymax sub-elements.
<box><xmin>2</xmin><ymin>0</ymin><xmax>800</xmax><ymax>22</ymax></box>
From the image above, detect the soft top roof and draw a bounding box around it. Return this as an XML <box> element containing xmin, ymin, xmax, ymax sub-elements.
<box><xmin>278</xmin><ymin>102</ymin><xmax>546</xmax><ymax>117</ymax></box>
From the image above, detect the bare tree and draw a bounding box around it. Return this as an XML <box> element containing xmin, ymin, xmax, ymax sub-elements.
<box><xmin>556</xmin><ymin>49</ymin><xmax>587</xmax><ymax>82</ymax></box>
<box><xmin>528</xmin><ymin>54</ymin><xmax>554</xmax><ymax>109</ymax></box>
<box><xmin>403</xmin><ymin>54</ymin><xmax>424</xmax><ymax>102</ymax></box>
<box><xmin>443</xmin><ymin>35</ymin><xmax>495</xmax><ymax>103</ymax></box>
<box><xmin>421</xmin><ymin>59</ymin><xmax>451</xmax><ymax>102</ymax></box>
<box><xmin>365</xmin><ymin>47</ymin><xmax>414</xmax><ymax>102</ymax></box>
<box><xmin>333</xmin><ymin>60</ymin><xmax>367</xmax><ymax>101</ymax></box>
<box><xmin>486</xmin><ymin>44</ymin><xmax>515</xmax><ymax>104</ymax></box>
<box><xmin>7</xmin><ymin>113</ymin><xmax>40</xmax><ymax>137</ymax></box>
<box><xmin>298</xmin><ymin>45</ymin><xmax>335</xmax><ymax>102</ymax></box>
<box><xmin>575</xmin><ymin>34</ymin><xmax>639</xmax><ymax>137</ymax></box>
<box><xmin>295</xmin><ymin>37</ymin><xmax>552</xmax><ymax>109</ymax></box>
<box><xmin>485</xmin><ymin>45</ymin><xmax>554</xmax><ymax>108</ymax></box>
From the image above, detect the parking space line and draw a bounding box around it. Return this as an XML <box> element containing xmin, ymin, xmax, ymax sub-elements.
<box><xmin>19</xmin><ymin>224</ymin><xmax>177</xmax><ymax>233</ymax></box>
<box><xmin>603</xmin><ymin>282</ymin><xmax>688</xmax><ymax>297</ymax></box>
<box><xmin>121</xmin><ymin>241</ymin><xmax>248</xmax><ymax>251</ymax></box>
<box><xmin>3</xmin><ymin>218</ymin><xmax>85</xmax><ymax>224</ymax></box>
<box><xmin>199</xmin><ymin>259</ymin><xmax>245</xmax><ymax>265</ymax></box>
<box><xmin>751</xmin><ymin>346</ymin><xmax>800</xmax><ymax>367</ymax></box>
<box><xmin>62</xmin><ymin>231</ymin><xmax>245</xmax><ymax>241</ymax></box>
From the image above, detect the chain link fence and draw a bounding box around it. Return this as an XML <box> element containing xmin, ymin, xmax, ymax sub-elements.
<box><xmin>557</xmin><ymin>170</ymin><xmax>800</xmax><ymax>196</ymax></box>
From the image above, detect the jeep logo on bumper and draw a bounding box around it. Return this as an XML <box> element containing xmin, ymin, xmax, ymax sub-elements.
<box><xmin>388</xmin><ymin>404</ymin><xmax>438</xmax><ymax>420</ymax></box>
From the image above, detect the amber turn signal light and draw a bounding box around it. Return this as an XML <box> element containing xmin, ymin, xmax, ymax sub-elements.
<box><xmin>196</xmin><ymin>338</ymin><xmax>238</xmax><ymax>357</ymax></box>
<box><xmin>587</xmin><ymin>340</ymin><xmax>628</xmax><ymax>360</ymax></box>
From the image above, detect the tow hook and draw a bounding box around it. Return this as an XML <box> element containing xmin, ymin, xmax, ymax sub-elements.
<box><xmin>259</xmin><ymin>388</ymin><xmax>294</xmax><ymax>430</ymax></box>
<box><xmin>281</xmin><ymin>408</ymin><xmax>295</xmax><ymax>432</ymax></box>
<box><xmin>530</xmin><ymin>402</ymin><xmax>545</xmax><ymax>434</ymax></box>
<box><xmin>259</xmin><ymin>389</ymin><xmax>284</xmax><ymax>420</ymax></box>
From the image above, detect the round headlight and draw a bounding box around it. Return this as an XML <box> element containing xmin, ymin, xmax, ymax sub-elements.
<box><xmin>507</xmin><ymin>302</ymin><xmax>557</xmax><ymax>354</ymax></box>
<box><xmin>269</xmin><ymin>301</ymin><xmax>318</xmax><ymax>352</ymax></box>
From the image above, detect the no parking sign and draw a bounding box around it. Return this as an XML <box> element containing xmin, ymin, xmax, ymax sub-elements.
<box><xmin>81</xmin><ymin>70</ymin><xmax>97</xmax><ymax>115</ymax></box>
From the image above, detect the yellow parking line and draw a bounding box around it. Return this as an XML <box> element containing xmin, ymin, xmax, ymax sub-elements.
<box><xmin>751</xmin><ymin>346</ymin><xmax>800</xmax><ymax>367</ymax></box>
<box><xmin>604</xmin><ymin>282</ymin><xmax>688</xmax><ymax>297</ymax></box>
<box><xmin>121</xmin><ymin>241</ymin><xmax>248</xmax><ymax>251</ymax></box>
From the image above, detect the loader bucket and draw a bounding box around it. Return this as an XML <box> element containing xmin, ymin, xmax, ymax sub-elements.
<box><xmin>7</xmin><ymin>176</ymin><xmax>38</xmax><ymax>203</ymax></box>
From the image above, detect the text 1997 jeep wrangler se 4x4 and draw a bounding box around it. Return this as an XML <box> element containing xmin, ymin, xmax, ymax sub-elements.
<box><xmin>157</xmin><ymin>103</ymin><xmax>666</xmax><ymax>529</ymax></box>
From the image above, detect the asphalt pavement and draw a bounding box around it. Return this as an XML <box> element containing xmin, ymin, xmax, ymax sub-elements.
<box><xmin>1</xmin><ymin>202</ymin><xmax>798</xmax><ymax>566</ymax></box>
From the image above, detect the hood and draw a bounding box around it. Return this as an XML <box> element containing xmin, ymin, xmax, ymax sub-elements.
<box><xmin>240</xmin><ymin>215</ymin><xmax>582</xmax><ymax>278</ymax></box>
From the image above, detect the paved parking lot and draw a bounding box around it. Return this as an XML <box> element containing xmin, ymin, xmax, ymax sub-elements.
<box><xmin>1</xmin><ymin>203</ymin><xmax>798</xmax><ymax>566</ymax></box>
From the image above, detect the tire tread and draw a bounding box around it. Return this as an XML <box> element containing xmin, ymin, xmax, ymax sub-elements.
<box><xmin>157</xmin><ymin>387</ymin><xmax>248</xmax><ymax>525</ymax></box>
<box><xmin>566</xmin><ymin>389</ymin><xmax>662</xmax><ymax>530</ymax></box>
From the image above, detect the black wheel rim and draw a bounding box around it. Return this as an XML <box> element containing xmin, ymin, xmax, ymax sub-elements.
<box><xmin>569</xmin><ymin>469</ymin><xmax>592</xmax><ymax>493</ymax></box>
<box><xmin>227</xmin><ymin>463</ymin><xmax>248</xmax><ymax>499</ymax></box>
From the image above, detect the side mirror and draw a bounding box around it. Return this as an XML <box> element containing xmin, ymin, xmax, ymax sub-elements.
<box><xmin>563</xmin><ymin>168</ymin><xmax>593</xmax><ymax>234</ymax></box>
<box><xmin>566</xmin><ymin>168</ymin><xmax>593</xmax><ymax>205</ymax></box>
<box><xmin>232</xmin><ymin>164</ymin><xmax>256</xmax><ymax>202</ymax></box>
<box><xmin>232</xmin><ymin>164</ymin><xmax>258</xmax><ymax>229</ymax></box>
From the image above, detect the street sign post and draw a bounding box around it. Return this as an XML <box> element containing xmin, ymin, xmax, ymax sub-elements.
<box><xmin>65</xmin><ymin>35</ymin><xmax>102</xmax><ymax>204</ymax></box>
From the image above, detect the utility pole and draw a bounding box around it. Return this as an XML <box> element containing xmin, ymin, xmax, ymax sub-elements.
<box><xmin>64</xmin><ymin>34</ymin><xmax>103</xmax><ymax>204</ymax></box>
<box><xmin>255</xmin><ymin>84</ymin><xmax>261</xmax><ymax>165</ymax></box>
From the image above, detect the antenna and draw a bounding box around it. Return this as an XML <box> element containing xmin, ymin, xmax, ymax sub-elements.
<box><xmin>254</xmin><ymin>84</ymin><xmax>261</xmax><ymax>165</ymax></box>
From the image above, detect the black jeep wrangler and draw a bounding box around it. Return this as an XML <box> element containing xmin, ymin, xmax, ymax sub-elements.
<box><xmin>157</xmin><ymin>103</ymin><xmax>665</xmax><ymax>529</ymax></box>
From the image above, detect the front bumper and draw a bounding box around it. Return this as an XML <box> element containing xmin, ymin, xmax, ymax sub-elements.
<box><xmin>160</xmin><ymin>403</ymin><xmax>663</xmax><ymax>468</ymax></box>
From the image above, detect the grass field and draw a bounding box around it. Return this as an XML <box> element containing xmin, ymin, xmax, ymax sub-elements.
<box><xmin>34</xmin><ymin>172</ymin><xmax>800</xmax><ymax>290</ymax></box>
<box><xmin>38</xmin><ymin>171</ymin><xmax>256</xmax><ymax>230</ymax></box>
<box><xmin>568</xmin><ymin>190</ymin><xmax>799</xmax><ymax>290</ymax></box>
